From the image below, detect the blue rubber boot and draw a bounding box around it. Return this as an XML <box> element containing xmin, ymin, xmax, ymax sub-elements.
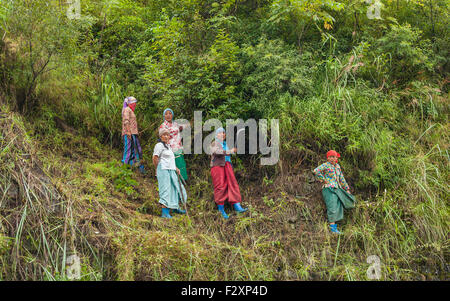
<box><xmin>233</xmin><ymin>202</ymin><xmax>248</xmax><ymax>213</ymax></box>
<box><xmin>217</xmin><ymin>205</ymin><xmax>229</xmax><ymax>219</ymax></box>
<box><xmin>161</xmin><ymin>208</ymin><xmax>172</xmax><ymax>219</ymax></box>
<box><xmin>172</xmin><ymin>208</ymin><xmax>186</xmax><ymax>214</ymax></box>
<box><xmin>138</xmin><ymin>165</ymin><xmax>146</xmax><ymax>175</ymax></box>
<box><xmin>330</xmin><ymin>224</ymin><xmax>341</xmax><ymax>234</ymax></box>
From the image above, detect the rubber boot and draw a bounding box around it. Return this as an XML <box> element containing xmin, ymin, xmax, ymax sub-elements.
<box><xmin>138</xmin><ymin>165</ymin><xmax>146</xmax><ymax>175</ymax></box>
<box><xmin>330</xmin><ymin>224</ymin><xmax>341</xmax><ymax>234</ymax></box>
<box><xmin>161</xmin><ymin>207</ymin><xmax>172</xmax><ymax>219</ymax></box>
<box><xmin>217</xmin><ymin>205</ymin><xmax>229</xmax><ymax>219</ymax></box>
<box><xmin>172</xmin><ymin>208</ymin><xmax>186</xmax><ymax>214</ymax></box>
<box><xmin>233</xmin><ymin>202</ymin><xmax>248</xmax><ymax>213</ymax></box>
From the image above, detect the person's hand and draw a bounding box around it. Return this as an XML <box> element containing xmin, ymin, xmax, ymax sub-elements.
<box><xmin>232</xmin><ymin>147</ymin><xmax>237</xmax><ymax>154</ymax></box>
<box><xmin>179</xmin><ymin>125</ymin><xmax>183</xmax><ymax>131</ymax></box>
<box><xmin>176</xmin><ymin>168</ymin><xmax>180</xmax><ymax>175</ymax></box>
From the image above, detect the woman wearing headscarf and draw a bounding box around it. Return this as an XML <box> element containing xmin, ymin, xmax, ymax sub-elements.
<box><xmin>121</xmin><ymin>96</ymin><xmax>145</xmax><ymax>174</ymax></box>
<box><xmin>159</xmin><ymin>108</ymin><xmax>188</xmax><ymax>181</ymax></box>
<box><xmin>313</xmin><ymin>150</ymin><xmax>356</xmax><ymax>234</ymax></box>
<box><xmin>153</xmin><ymin>127</ymin><xmax>187</xmax><ymax>218</ymax></box>
<box><xmin>210</xmin><ymin>127</ymin><xmax>248</xmax><ymax>219</ymax></box>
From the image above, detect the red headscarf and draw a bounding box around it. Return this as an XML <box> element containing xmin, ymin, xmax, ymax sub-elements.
<box><xmin>326</xmin><ymin>150</ymin><xmax>340</xmax><ymax>158</ymax></box>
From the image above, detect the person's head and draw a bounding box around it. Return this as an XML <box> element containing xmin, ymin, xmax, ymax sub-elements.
<box><xmin>163</xmin><ymin>108</ymin><xmax>174</xmax><ymax>122</ymax></box>
<box><xmin>326</xmin><ymin>150</ymin><xmax>340</xmax><ymax>165</ymax></box>
<box><xmin>216</xmin><ymin>127</ymin><xmax>226</xmax><ymax>141</ymax></box>
<box><xmin>159</xmin><ymin>128</ymin><xmax>170</xmax><ymax>144</ymax></box>
<box><xmin>126</xmin><ymin>97</ymin><xmax>137</xmax><ymax>111</ymax></box>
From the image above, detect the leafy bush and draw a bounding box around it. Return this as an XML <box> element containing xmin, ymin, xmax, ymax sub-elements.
<box><xmin>240</xmin><ymin>37</ymin><xmax>315</xmax><ymax>119</ymax></box>
<box><xmin>4</xmin><ymin>0</ymin><xmax>81</xmax><ymax>112</ymax></box>
<box><xmin>86</xmin><ymin>161</ymin><xmax>138</xmax><ymax>198</ymax></box>
<box><xmin>371</xmin><ymin>24</ymin><xmax>435</xmax><ymax>85</ymax></box>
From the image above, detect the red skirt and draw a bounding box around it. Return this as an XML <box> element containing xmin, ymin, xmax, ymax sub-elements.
<box><xmin>211</xmin><ymin>162</ymin><xmax>242</xmax><ymax>205</ymax></box>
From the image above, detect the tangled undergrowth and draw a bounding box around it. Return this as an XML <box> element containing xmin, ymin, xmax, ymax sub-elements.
<box><xmin>0</xmin><ymin>101</ymin><xmax>448</xmax><ymax>281</ymax></box>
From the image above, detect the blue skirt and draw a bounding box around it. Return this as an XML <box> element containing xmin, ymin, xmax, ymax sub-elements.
<box><xmin>156</xmin><ymin>164</ymin><xmax>187</xmax><ymax>209</ymax></box>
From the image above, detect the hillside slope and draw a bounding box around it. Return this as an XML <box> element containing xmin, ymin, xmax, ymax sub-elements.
<box><xmin>0</xmin><ymin>102</ymin><xmax>448</xmax><ymax>281</ymax></box>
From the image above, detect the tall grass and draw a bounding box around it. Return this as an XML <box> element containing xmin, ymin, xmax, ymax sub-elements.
<box><xmin>91</xmin><ymin>74</ymin><xmax>123</xmax><ymax>147</ymax></box>
<box><xmin>0</xmin><ymin>105</ymin><xmax>103</xmax><ymax>280</ymax></box>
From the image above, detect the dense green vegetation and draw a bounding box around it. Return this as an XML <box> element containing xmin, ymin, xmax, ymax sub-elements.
<box><xmin>0</xmin><ymin>0</ymin><xmax>448</xmax><ymax>280</ymax></box>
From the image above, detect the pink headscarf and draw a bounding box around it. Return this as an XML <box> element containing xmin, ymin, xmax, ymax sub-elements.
<box><xmin>122</xmin><ymin>96</ymin><xmax>137</xmax><ymax>116</ymax></box>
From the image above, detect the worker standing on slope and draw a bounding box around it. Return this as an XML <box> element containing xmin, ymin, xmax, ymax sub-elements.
<box><xmin>153</xmin><ymin>127</ymin><xmax>187</xmax><ymax>218</ymax></box>
<box><xmin>313</xmin><ymin>150</ymin><xmax>356</xmax><ymax>234</ymax></box>
<box><xmin>210</xmin><ymin>128</ymin><xmax>248</xmax><ymax>219</ymax></box>
<box><xmin>121</xmin><ymin>96</ymin><xmax>145</xmax><ymax>174</ymax></box>
<box><xmin>159</xmin><ymin>108</ymin><xmax>188</xmax><ymax>182</ymax></box>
